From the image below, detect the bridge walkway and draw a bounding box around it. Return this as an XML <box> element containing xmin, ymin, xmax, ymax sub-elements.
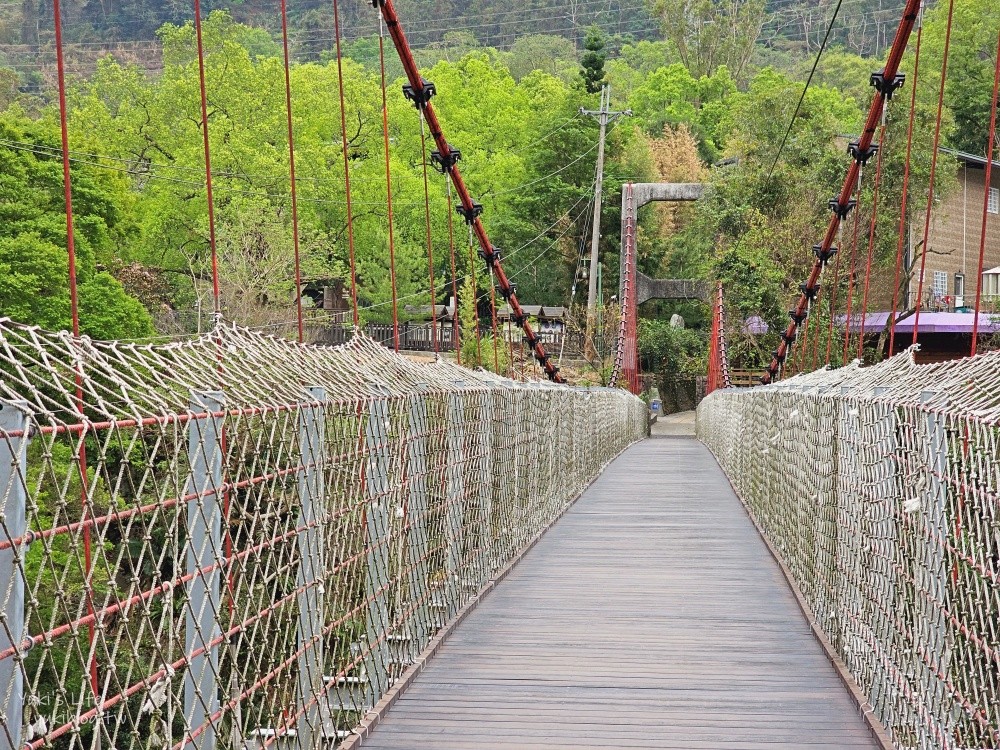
<box><xmin>357</xmin><ymin>437</ymin><xmax>879</xmax><ymax>749</ymax></box>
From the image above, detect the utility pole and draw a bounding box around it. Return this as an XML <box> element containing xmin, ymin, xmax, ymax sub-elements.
<box><xmin>581</xmin><ymin>84</ymin><xmax>629</xmax><ymax>358</ymax></box>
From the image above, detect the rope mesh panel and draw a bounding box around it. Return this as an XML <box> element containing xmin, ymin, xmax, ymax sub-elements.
<box><xmin>0</xmin><ymin>320</ymin><xmax>646</xmax><ymax>749</ymax></box>
<box><xmin>698</xmin><ymin>352</ymin><xmax>1000</xmax><ymax>749</ymax></box>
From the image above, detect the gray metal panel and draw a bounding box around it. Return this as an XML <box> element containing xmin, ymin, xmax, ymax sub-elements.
<box><xmin>297</xmin><ymin>386</ymin><xmax>327</xmax><ymax>748</ymax></box>
<box><xmin>363</xmin><ymin>440</ymin><xmax>880</xmax><ymax>748</ymax></box>
<box><xmin>184</xmin><ymin>391</ymin><xmax>225</xmax><ymax>750</ymax></box>
<box><xmin>0</xmin><ymin>403</ymin><xmax>29</xmax><ymax>750</ymax></box>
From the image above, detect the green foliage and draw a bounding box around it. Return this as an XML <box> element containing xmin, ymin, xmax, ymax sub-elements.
<box><xmin>638</xmin><ymin>318</ymin><xmax>706</xmax><ymax>376</ymax></box>
<box><xmin>647</xmin><ymin>0</ymin><xmax>765</xmax><ymax>83</ymax></box>
<box><xmin>580</xmin><ymin>26</ymin><xmax>607</xmax><ymax>94</ymax></box>
<box><xmin>0</xmin><ymin>113</ymin><xmax>154</xmax><ymax>337</ymax></box>
<box><xmin>920</xmin><ymin>0</ymin><xmax>998</xmax><ymax>154</ymax></box>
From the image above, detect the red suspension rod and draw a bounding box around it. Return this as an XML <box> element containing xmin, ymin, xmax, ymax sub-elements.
<box><xmin>374</xmin><ymin>0</ymin><xmax>565</xmax><ymax>382</ymax></box>
<box><xmin>761</xmin><ymin>0</ymin><xmax>922</xmax><ymax>384</ymax></box>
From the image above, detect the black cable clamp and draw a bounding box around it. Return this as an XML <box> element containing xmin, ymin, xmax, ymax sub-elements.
<box><xmin>781</xmin><ymin>329</ymin><xmax>797</xmax><ymax>345</ymax></box>
<box><xmin>848</xmin><ymin>140</ymin><xmax>879</xmax><ymax>165</ymax></box>
<box><xmin>430</xmin><ymin>146</ymin><xmax>462</xmax><ymax>174</ymax></box>
<box><xmin>498</xmin><ymin>283</ymin><xmax>516</xmax><ymax>300</ymax></box>
<box><xmin>813</xmin><ymin>243</ymin><xmax>838</xmax><ymax>264</ymax></box>
<box><xmin>524</xmin><ymin>335</ymin><xmax>539</xmax><ymax>349</ymax></box>
<box><xmin>772</xmin><ymin>349</ymin><xmax>787</xmax><ymax>365</ymax></box>
<box><xmin>789</xmin><ymin>309</ymin><xmax>808</xmax><ymax>325</ymax></box>
<box><xmin>759</xmin><ymin>375</ymin><xmax>771</xmax><ymax>385</ymax></box>
<box><xmin>870</xmin><ymin>70</ymin><xmax>905</xmax><ymax>99</ymax></box>
<box><xmin>478</xmin><ymin>245</ymin><xmax>501</xmax><ymax>266</ymax></box>
<box><xmin>402</xmin><ymin>78</ymin><xmax>437</xmax><ymax>109</ymax></box>
<box><xmin>457</xmin><ymin>201</ymin><xmax>484</xmax><ymax>224</ymax></box>
<box><xmin>370</xmin><ymin>0</ymin><xmax>385</xmax><ymax>7</ymax></box>
<box><xmin>829</xmin><ymin>197</ymin><xmax>857</xmax><ymax>219</ymax></box>
<box><xmin>512</xmin><ymin>312</ymin><xmax>528</xmax><ymax>326</ymax></box>
<box><xmin>537</xmin><ymin>353</ymin><xmax>551</xmax><ymax>365</ymax></box>
<box><xmin>800</xmin><ymin>282</ymin><xmax>820</xmax><ymax>300</ymax></box>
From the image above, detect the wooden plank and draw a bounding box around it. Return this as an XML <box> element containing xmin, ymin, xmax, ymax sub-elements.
<box><xmin>359</xmin><ymin>439</ymin><xmax>879</xmax><ymax>748</ymax></box>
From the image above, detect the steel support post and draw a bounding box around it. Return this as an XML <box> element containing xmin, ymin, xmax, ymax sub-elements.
<box><xmin>363</xmin><ymin>389</ymin><xmax>393</xmax><ymax>708</ymax></box>
<box><xmin>296</xmin><ymin>387</ymin><xmax>327</xmax><ymax>748</ymax></box>
<box><xmin>444</xmin><ymin>383</ymin><xmax>466</xmax><ymax>619</ymax></box>
<box><xmin>184</xmin><ymin>391</ymin><xmax>225</xmax><ymax>750</ymax></box>
<box><xmin>404</xmin><ymin>386</ymin><xmax>431</xmax><ymax>657</ymax></box>
<box><xmin>0</xmin><ymin>403</ymin><xmax>29</xmax><ymax>750</ymax></box>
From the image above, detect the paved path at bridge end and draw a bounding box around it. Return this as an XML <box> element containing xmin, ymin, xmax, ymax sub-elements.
<box><xmin>354</xmin><ymin>438</ymin><xmax>881</xmax><ymax>749</ymax></box>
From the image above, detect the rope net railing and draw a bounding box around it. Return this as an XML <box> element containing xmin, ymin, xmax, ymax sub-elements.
<box><xmin>0</xmin><ymin>319</ymin><xmax>646</xmax><ymax>750</ymax></box>
<box><xmin>698</xmin><ymin>352</ymin><xmax>1000</xmax><ymax>749</ymax></box>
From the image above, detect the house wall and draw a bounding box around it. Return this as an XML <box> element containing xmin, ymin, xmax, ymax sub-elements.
<box><xmin>906</xmin><ymin>161</ymin><xmax>1000</xmax><ymax>309</ymax></box>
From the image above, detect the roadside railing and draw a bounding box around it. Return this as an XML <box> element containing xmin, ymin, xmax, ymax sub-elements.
<box><xmin>698</xmin><ymin>351</ymin><xmax>1000</xmax><ymax>749</ymax></box>
<box><xmin>0</xmin><ymin>321</ymin><xmax>647</xmax><ymax>750</ymax></box>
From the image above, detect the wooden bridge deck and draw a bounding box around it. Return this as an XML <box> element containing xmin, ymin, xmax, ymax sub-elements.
<box><xmin>357</xmin><ymin>438</ymin><xmax>879</xmax><ymax>749</ymax></box>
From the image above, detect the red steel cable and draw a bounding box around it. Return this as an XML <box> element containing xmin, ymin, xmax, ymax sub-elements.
<box><xmin>858</xmin><ymin>124</ymin><xmax>887</xmax><ymax>360</ymax></box>
<box><xmin>375</xmin><ymin>0</ymin><xmax>564</xmax><ymax>381</ymax></box>
<box><xmin>419</xmin><ymin>117</ymin><xmax>439</xmax><ymax>353</ymax></box>
<box><xmin>280</xmin><ymin>0</ymin><xmax>304</xmax><ymax>342</ymax></box>
<box><xmin>889</xmin><ymin>12</ymin><xmax>924</xmax><ymax>354</ymax></box>
<box><xmin>488</xmin><ymin>270</ymin><xmax>501</xmax><ymax>373</ymax></box>
<box><xmin>971</xmin><ymin>31</ymin><xmax>1000</xmax><ymax>356</ymax></box>
<box><xmin>467</xmin><ymin>229</ymin><xmax>483</xmax><ymax>363</ymax></box>
<box><xmin>378</xmin><ymin>17</ymin><xmax>400</xmax><ymax>351</ymax></box>
<box><xmin>762</xmin><ymin>0</ymin><xmax>921</xmax><ymax>383</ymax></box>
<box><xmin>824</xmin><ymin>239</ymin><xmax>844</xmax><ymax>365</ymax></box>
<box><xmin>912</xmin><ymin>0</ymin><xmax>955</xmax><ymax>346</ymax></box>
<box><xmin>193</xmin><ymin>0</ymin><xmax>222</xmax><ymax>314</ymax></box>
<box><xmin>52</xmin><ymin>0</ymin><xmax>98</xmax><ymax>698</ymax></box>
<box><xmin>446</xmin><ymin>179</ymin><xmax>460</xmax><ymax>362</ymax></box>
<box><xmin>811</xmin><ymin>295</ymin><xmax>821</xmax><ymax>370</ymax></box>
<box><xmin>333</xmin><ymin>0</ymin><xmax>359</xmax><ymax>325</ymax></box>
<box><xmin>842</xmin><ymin>177</ymin><xmax>864</xmax><ymax>364</ymax></box>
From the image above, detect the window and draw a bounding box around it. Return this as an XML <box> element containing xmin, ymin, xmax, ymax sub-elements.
<box><xmin>990</xmin><ymin>187</ymin><xmax>999</xmax><ymax>214</ymax></box>
<box><xmin>932</xmin><ymin>271</ymin><xmax>948</xmax><ymax>298</ymax></box>
<box><xmin>983</xmin><ymin>271</ymin><xmax>1000</xmax><ymax>299</ymax></box>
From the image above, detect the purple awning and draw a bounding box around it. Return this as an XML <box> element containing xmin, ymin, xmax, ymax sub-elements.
<box><xmin>840</xmin><ymin>312</ymin><xmax>1000</xmax><ymax>334</ymax></box>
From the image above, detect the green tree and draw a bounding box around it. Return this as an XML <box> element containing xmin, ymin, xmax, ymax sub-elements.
<box><xmin>0</xmin><ymin>112</ymin><xmax>153</xmax><ymax>338</ymax></box>
<box><xmin>647</xmin><ymin>0</ymin><xmax>765</xmax><ymax>84</ymax></box>
<box><xmin>579</xmin><ymin>26</ymin><xmax>607</xmax><ymax>94</ymax></box>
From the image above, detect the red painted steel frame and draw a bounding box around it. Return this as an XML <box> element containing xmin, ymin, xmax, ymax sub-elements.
<box><xmin>761</xmin><ymin>0</ymin><xmax>922</xmax><ymax>384</ymax></box>
<box><xmin>376</xmin><ymin>0</ymin><xmax>565</xmax><ymax>382</ymax></box>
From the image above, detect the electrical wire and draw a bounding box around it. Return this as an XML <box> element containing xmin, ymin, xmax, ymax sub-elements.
<box><xmin>764</xmin><ymin>0</ymin><xmax>847</xmax><ymax>185</ymax></box>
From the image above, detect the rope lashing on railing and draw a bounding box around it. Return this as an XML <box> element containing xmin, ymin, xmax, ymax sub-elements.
<box><xmin>0</xmin><ymin>318</ymin><xmax>646</xmax><ymax>750</ymax></box>
<box><xmin>761</xmin><ymin>0</ymin><xmax>922</xmax><ymax>384</ymax></box>
<box><xmin>699</xmin><ymin>350</ymin><xmax>1000</xmax><ymax>749</ymax></box>
<box><xmin>371</xmin><ymin>0</ymin><xmax>565</xmax><ymax>383</ymax></box>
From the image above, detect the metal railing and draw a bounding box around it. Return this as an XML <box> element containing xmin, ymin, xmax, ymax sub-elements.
<box><xmin>0</xmin><ymin>320</ymin><xmax>647</xmax><ymax>750</ymax></box>
<box><xmin>698</xmin><ymin>351</ymin><xmax>1000</xmax><ymax>749</ymax></box>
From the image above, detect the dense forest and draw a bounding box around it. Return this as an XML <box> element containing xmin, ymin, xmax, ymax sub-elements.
<box><xmin>0</xmin><ymin>0</ymin><xmax>996</xmax><ymax>386</ymax></box>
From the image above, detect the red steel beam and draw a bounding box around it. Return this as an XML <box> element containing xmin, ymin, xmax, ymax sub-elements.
<box><xmin>761</xmin><ymin>0</ymin><xmax>922</xmax><ymax>384</ymax></box>
<box><xmin>376</xmin><ymin>0</ymin><xmax>565</xmax><ymax>382</ymax></box>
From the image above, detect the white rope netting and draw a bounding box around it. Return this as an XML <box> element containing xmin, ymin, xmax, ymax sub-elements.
<box><xmin>698</xmin><ymin>349</ymin><xmax>1000</xmax><ymax>749</ymax></box>
<box><xmin>0</xmin><ymin>319</ymin><xmax>647</xmax><ymax>750</ymax></box>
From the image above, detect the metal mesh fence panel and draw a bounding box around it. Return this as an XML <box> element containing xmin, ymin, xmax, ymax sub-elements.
<box><xmin>0</xmin><ymin>320</ymin><xmax>646</xmax><ymax>750</ymax></box>
<box><xmin>698</xmin><ymin>351</ymin><xmax>1000</xmax><ymax>750</ymax></box>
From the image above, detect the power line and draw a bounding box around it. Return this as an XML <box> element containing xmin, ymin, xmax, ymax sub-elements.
<box><xmin>764</xmin><ymin>0</ymin><xmax>847</xmax><ymax>185</ymax></box>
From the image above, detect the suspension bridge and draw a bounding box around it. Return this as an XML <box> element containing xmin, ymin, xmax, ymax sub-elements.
<box><xmin>0</xmin><ymin>0</ymin><xmax>998</xmax><ymax>747</ymax></box>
